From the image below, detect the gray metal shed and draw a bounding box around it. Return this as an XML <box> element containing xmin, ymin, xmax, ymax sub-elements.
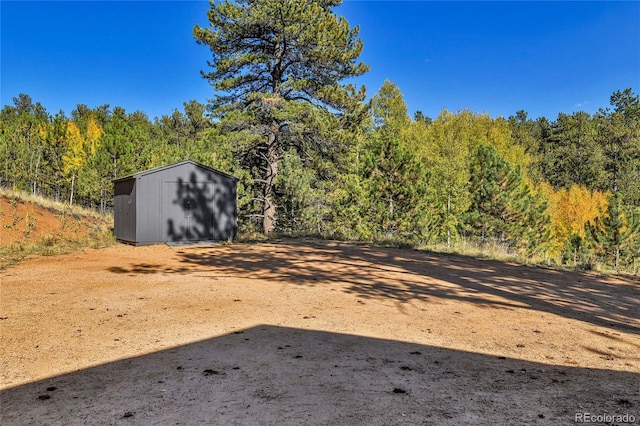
<box><xmin>113</xmin><ymin>160</ymin><xmax>237</xmax><ymax>245</ymax></box>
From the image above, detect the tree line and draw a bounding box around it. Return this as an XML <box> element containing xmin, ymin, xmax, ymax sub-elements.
<box><xmin>1</xmin><ymin>0</ymin><xmax>638</xmax><ymax>272</ymax></box>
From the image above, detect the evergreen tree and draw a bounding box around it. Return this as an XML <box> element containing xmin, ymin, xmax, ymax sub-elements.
<box><xmin>508</xmin><ymin>110</ymin><xmax>549</xmax><ymax>183</ymax></box>
<box><xmin>465</xmin><ymin>145</ymin><xmax>551</xmax><ymax>254</ymax></box>
<box><xmin>273</xmin><ymin>148</ymin><xmax>318</xmax><ymax>234</ymax></box>
<box><xmin>194</xmin><ymin>0</ymin><xmax>368</xmax><ymax>234</ymax></box>
<box><xmin>587</xmin><ymin>193</ymin><xmax>625</xmax><ymax>269</ymax></box>
<box><xmin>360</xmin><ymin>133</ymin><xmax>431</xmax><ymax>242</ymax></box>
<box><xmin>540</xmin><ymin>112</ymin><xmax>607</xmax><ymax>191</ymax></box>
<box><xmin>328</xmin><ymin>128</ymin><xmax>372</xmax><ymax>240</ymax></box>
<box><xmin>620</xmin><ymin>206</ymin><xmax>640</xmax><ymax>272</ymax></box>
<box><xmin>413</xmin><ymin>111</ymin><xmax>432</xmax><ymax>125</ymax></box>
<box><xmin>354</xmin><ymin>81</ymin><xmax>433</xmax><ymax>242</ymax></box>
<box><xmin>597</xmin><ymin>88</ymin><xmax>640</xmax><ymax>205</ymax></box>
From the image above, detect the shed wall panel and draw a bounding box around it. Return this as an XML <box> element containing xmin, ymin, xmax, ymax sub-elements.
<box><xmin>162</xmin><ymin>180</ymin><xmax>216</xmax><ymax>242</ymax></box>
<box><xmin>113</xmin><ymin>179</ymin><xmax>136</xmax><ymax>243</ymax></box>
<box><xmin>135</xmin><ymin>176</ymin><xmax>163</xmax><ymax>243</ymax></box>
<box><xmin>212</xmin><ymin>175</ymin><xmax>237</xmax><ymax>240</ymax></box>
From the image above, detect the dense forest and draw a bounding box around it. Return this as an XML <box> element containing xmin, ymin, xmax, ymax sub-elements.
<box><xmin>1</xmin><ymin>0</ymin><xmax>639</xmax><ymax>272</ymax></box>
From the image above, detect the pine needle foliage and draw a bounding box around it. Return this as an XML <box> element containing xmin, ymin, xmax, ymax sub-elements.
<box><xmin>194</xmin><ymin>0</ymin><xmax>369</xmax><ymax>234</ymax></box>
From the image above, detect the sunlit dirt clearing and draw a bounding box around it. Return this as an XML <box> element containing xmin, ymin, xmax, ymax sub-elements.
<box><xmin>1</xmin><ymin>241</ymin><xmax>638</xmax><ymax>424</ymax></box>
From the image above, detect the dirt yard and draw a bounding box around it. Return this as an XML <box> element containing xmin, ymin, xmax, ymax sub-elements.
<box><xmin>1</xmin><ymin>240</ymin><xmax>639</xmax><ymax>425</ymax></box>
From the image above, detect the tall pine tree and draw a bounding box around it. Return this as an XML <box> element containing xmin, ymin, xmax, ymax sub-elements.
<box><xmin>194</xmin><ymin>0</ymin><xmax>368</xmax><ymax>234</ymax></box>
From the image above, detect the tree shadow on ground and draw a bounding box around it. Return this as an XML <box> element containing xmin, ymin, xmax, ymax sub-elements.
<box><xmin>1</xmin><ymin>325</ymin><xmax>638</xmax><ymax>425</ymax></box>
<box><xmin>108</xmin><ymin>240</ymin><xmax>640</xmax><ymax>335</ymax></box>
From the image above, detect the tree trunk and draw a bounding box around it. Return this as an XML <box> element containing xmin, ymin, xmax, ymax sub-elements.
<box><xmin>69</xmin><ymin>173</ymin><xmax>75</xmax><ymax>206</ymax></box>
<box><xmin>263</xmin><ymin>122</ymin><xmax>279</xmax><ymax>234</ymax></box>
<box><xmin>446</xmin><ymin>195</ymin><xmax>451</xmax><ymax>249</ymax></box>
<box><xmin>32</xmin><ymin>152</ymin><xmax>41</xmax><ymax>196</ymax></box>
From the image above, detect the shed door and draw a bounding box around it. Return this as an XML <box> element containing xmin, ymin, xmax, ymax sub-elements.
<box><xmin>162</xmin><ymin>181</ymin><xmax>215</xmax><ymax>242</ymax></box>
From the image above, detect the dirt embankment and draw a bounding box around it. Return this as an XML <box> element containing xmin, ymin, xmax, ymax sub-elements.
<box><xmin>0</xmin><ymin>195</ymin><xmax>108</xmax><ymax>248</ymax></box>
<box><xmin>1</xmin><ymin>241</ymin><xmax>639</xmax><ymax>424</ymax></box>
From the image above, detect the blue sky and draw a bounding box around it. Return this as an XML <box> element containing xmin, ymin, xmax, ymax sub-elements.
<box><xmin>2</xmin><ymin>1</ymin><xmax>639</xmax><ymax>121</ymax></box>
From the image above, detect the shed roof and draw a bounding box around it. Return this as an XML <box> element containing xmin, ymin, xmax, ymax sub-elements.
<box><xmin>112</xmin><ymin>160</ymin><xmax>238</xmax><ymax>183</ymax></box>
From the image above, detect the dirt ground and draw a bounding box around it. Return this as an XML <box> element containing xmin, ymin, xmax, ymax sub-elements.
<box><xmin>1</xmin><ymin>240</ymin><xmax>639</xmax><ymax>425</ymax></box>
